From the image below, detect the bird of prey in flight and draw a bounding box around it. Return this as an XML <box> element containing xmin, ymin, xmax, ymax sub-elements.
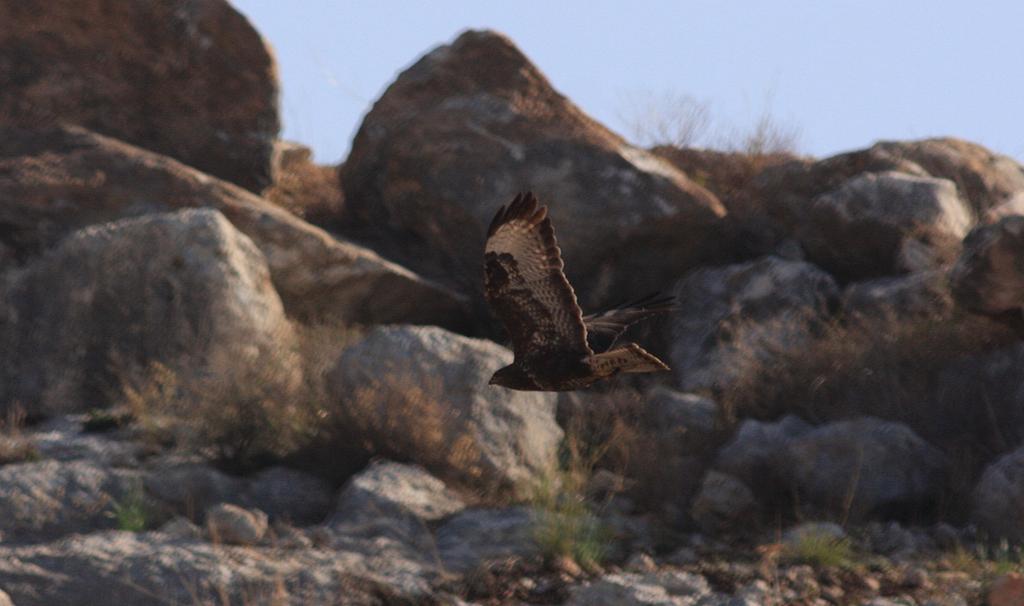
<box><xmin>484</xmin><ymin>192</ymin><xmax>672</xmax><ymax>391</ymax></box>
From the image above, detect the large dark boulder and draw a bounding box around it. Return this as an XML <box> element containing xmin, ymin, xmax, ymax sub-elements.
<box><xmin>0</xmin><ymin>0</ymin><xmax>280</xmax><ymax>191</ymax></box>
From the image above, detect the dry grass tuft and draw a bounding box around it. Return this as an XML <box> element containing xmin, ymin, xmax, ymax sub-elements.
<box><xmin>0</xmin><ymin>403</ymin><xmax>40</xmax><ymax>465</ymax></box>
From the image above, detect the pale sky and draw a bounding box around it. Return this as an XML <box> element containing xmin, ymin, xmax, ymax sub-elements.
<box><xmin>234</xmin><ymin>1</ymin><xmax>1024</xmax><ymax>164</ymax></box>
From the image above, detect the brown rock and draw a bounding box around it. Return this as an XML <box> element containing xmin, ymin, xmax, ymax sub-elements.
<box><xmin>0</xmin><ymin>0</ymin><xmax>280</xmax><ymax>191</ymax></box>
<box><xmin>340</xmin><ymin>29</ymin><xmax>725</xmax><ymax>313</ymax></box>
<box><xmin>0</xmin><ymin>125</ymin><xmax>467</xmax><ymax>328</ymax></box>
<box><xmin>988</xmin><ymin>573</ymin><xmax>1024</xmax><ymax>606</ymax></box>
<box><xmin>950</xmin><ymin>216</ymin><xmax>1024</xmax><ymax>316</ymax></box>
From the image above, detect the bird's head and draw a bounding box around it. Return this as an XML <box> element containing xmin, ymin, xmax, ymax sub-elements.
<box><xmin>488</xmin><ymin>364</ymin><xmax>534</xmax><ymax>390</ymax></box>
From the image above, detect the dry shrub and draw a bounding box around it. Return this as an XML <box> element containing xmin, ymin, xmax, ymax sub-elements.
<box><xmin>719</xmin><ymin>309</ymin><xmax>1021</xmax><ymax>520</ymax></box>
<box><xmin>116</xmin><ymin>322</ymin><xmax>354</xmax><ymax>473</ymax></box>
<box><xmin>618</xmin><ymin>90</ymin><xmax>713</xmax><ymax>149</ymax></box>
<box><xmin>558</xmin><ymin>388</ymin><xmax>725</xmax><ymax>519</ymax></box>
<box><xmin>310</xmin><ymin>368</ymin><xmax>486</xmax><ymax>490</ymax></box>
<box><xmin>262</xmin><ymin>147</ymin><xmax>344</xmax><ymax>224</ymax></box>
<box><xmin>0</xmin><ymin>403</ymin><xmax>40</xmax><ymax>465</ymax></box>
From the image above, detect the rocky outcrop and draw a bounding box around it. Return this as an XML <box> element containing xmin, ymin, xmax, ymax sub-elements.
<box><xmin>671</xmin><ymin>256</ymin><xmax>839</xmax><ymax>392</ymax></box>
<box><xmin>340</xmin><ymin>29</ymin><xmax>725</xmax><ymax>310</ymax></box>
<box><xmin>755</xmin><ymin>138</ymin><xmax>1024</xmax><ymax>224</ymax></box>
<box><xmin>780</xmin><ymin>417</ymin><xmax>947</xmax><ymax>521</ymax></box>
<box><xmin>798</xmin><ymin>171</ymin><xmax>973</xmax><ymax>280</ymax></box>
<box><xmin>971</xmin><ymin>447</ymin><xmax>1024</xmax><ymax>543</ymax></box>
<box><xmin>949</xmin><ymin>216</ymin><xmax>1024</xmax><ymax>316</ymax></box>
<box><xmin>0</xmin><ymin>460</ymin><xmax>141</xmax><ymax>541</ymax></box>
<box><xmin>0</xmin><ymin>530</ymin><xmax>438</xmax><ymax>605</ymax></box>
<box><xmin>0</xmin><ymin>125</ymin><xmax>467</xmax><ymax>327</ymax></box>
<box><xmin>868</xmin><ymin>139</ymin><xmax>1024</xmax><ymax>214</ymax></box>
<box><xmin>0</xmin><ymin>208</ymin><xmax>297</xmax><ymax>414</ymax></box>
<box><xmin>327</xmin><ymin>325</ymin><xmax>562</xmax><ymax>491</ymax></box>
<box><xmin>0</xmin><ymin>0</ymin><xmax>279</xmax><ymax>191</ymax></box>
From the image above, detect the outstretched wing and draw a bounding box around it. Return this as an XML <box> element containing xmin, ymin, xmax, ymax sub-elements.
<box><xmin>484</xmin><ymin>192</ymin><xmax>591</xmax><ymax>360</ymax></box>
<box><xmin>583</xmin><ymin>293</ymin><xmax>676</xmax><ymax>351</ymax></box>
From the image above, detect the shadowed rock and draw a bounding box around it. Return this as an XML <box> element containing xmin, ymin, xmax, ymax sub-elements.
<box><xmin>0</xmin><ymin>0</ymin><xmax>280</xmax><ymax>191</ymax></box>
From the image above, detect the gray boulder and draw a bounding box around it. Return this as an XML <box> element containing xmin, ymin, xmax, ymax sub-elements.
<box><xmin>329</xmin><ymin>460</ymin><xmax>465</xmax><ymax>551</ymax></box>
<box><xmin>243</xmin><ymin>466</ymin><xmax>333</xmax><ymax>526</ymax></box>
<box><xmin>780</xmin><ymin>417</ymin><xmax>947</xmax><ymax>521</ymax></box>
<box><xmin>0</xmin><ymin>208</ymin><xmax>296</xmax><ymax>415</ymax></box>
<box><xmin>435</xmin><ymin>507</ymin><xmax>537</xmax><ymax>573</ymax></box>
<box><xmin>645</xmin><ymin>385</ymin><xmax>719</xmax><ymax>438</ymax></box>
<box><xmin>950</xmin><ymin>215</ymin><xmax>1024</xmax><ymax>315</ymax></box>
<box><xmin>0</xmin><ymin>460</ymin><xmax>142</xmax><ymax>541</ymax></box>
<box><xmin>798</xmin><ymin>171</ymin><xmax>973</xmax><ymax>280</ymax></box>
<box><xmin>672</xmin><ymin>256</ymin><xmax>839</xmax><ymax>392</ymax></box>
<box><xmin>327</xmin><ymin>325</ymin><xmax>562</xmax><ymax>491</ymax></box>
<box><xmin>331</xmin><ymin>460</ymin><xmax>465</xmax><ymax>525</ymax></box>
<box><xmin>714</xmin><ymin>415</ymin><xmax>813</xmax><ymax>489</ymax></box>
<box><xmin>971</xmin><ymin>447</ymin><xmax>1024</xmax><ymax>543</ymax></box>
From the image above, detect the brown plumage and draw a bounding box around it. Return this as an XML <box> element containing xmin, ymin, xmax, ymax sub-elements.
<box><xmin>484</xmin><ymin>192</ymin><xmax>672</xmax><ymax>391</ymax></box>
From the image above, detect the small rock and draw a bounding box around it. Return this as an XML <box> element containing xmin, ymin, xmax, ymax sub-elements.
<box><xmin>158</xmin><ymin>517</ymin><xmax>202</xmax><ymax>541</ymax></box>
<box><xmin>553</xmin><ymin>555</ymin><xmax>583</xmax><ymax>578</ymax></box>
<box><xmin>902</xmin><ymin>566</ymin><xmax>930</xmax><ymax>588</ymax></box>
<box><xmin>625</xmin><ymin>552</ymin><xmax>657</xmax><ymax>573</ymax></box>
<box><xmin>988</xmin><ymin>573</ymin><xmax>1024</xmax><ymax>606</ymax></box>
<box><xmin>861</xmin><ymin>575</ymin><xmax>882</xmax><ymax>592</ymax></box>
<box><xmin>820</xmin><ymin>584</ymin><xmax>845</xmax><ymax>604</ymax></box>
<box><xmin>205</xmin><ymin>503</ymin><xmax>268</xmax><ymax>546</ymax></box>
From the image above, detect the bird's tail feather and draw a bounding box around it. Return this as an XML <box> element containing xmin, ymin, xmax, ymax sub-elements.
<box><xmin>588</xmin><ymin>342</ymin><xmax>670</xmax><ymax>376</ymax></box>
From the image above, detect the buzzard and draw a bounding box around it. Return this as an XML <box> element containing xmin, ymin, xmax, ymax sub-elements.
<box><xmin>484</xmin><ymin>192</ymin><xmax>672</xmax><ymax>391</ymax></box>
